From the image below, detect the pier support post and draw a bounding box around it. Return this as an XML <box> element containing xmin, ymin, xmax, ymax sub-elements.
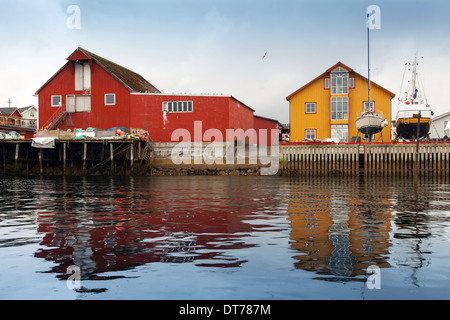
<box><xmin>63</xmin><ymin>143</ymin><xmax>67</xmax><ymax>175</ymax></box>
<box><xmin>83</xmin><ymin>143</ymin><xmax>87</xmax><ymax>174</ymax></box>
<box><xmin>14</xmin><ymin>143</ymin><xmax>20</xmax><ymax>174</ymax></box>
<box><xmin>39</xmin><ymin>149</ymin><xmax>43</xmax><ymax>175</ymax></box>
<box><xmin>2</xmin><ymin>144</ymin><xmax>5</xmax><ymax>174</ymax></box>
<box><xmin>110</xmin><ymin>143</ymin><xmax>114</xmax><ymax>174</ymax></box>
<box><xmin>130</xmin><ymin>142</ymin><xmax>134</xmax><ymax>174</ymax></box>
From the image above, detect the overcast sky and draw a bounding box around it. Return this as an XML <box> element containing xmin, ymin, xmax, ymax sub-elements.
<box><xmin>1</xmin><ymin>0</ymin><xmax>449</xmax><ymax>123</ymax></box>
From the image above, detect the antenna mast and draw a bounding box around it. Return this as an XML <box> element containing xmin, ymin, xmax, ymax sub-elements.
<box><xmin>367</xmin><ymin>13</ymin><xmax>371</xmax><ymax>110</ymax></box>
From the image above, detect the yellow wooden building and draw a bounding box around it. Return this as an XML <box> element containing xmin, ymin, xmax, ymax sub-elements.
<box><xmin>286</xmin><ymin>62</ymin><xmax>395</xmax><ymax>142</ymax></box>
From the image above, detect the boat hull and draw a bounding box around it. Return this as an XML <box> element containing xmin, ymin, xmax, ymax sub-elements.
<box><xmin>395</xmin><ymin>104</ymin><xmax>432</xmax><ymax>140</ymax></box>
<box><xmin>356</xmin><ymin>114</ymin><xmax>386</xmax><ymax>136</ymax></box>
<box><xmin>396</xmin><ymin>119</ymin><xmax>430</xmax><ymax>140</ymax></box>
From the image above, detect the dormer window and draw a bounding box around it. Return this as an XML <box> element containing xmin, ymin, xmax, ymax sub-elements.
<box><xmin>331</xmin><ymin>67</ymin><xmax>348</xmax><ymax>95</ymax></box>
<box><xmin>75</xmin><ymin>60</ymin><xmax>91</xmax><ymax>91</ymax></box>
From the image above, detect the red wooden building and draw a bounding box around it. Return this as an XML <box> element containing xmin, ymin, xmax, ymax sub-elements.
<box><xmin>36</xmin><ymin>47</ymin><xmax>268</xmax><ymax>144</ymax></box>
<box><xmin>253</xmin><ymin>115</ymin><xmax>282</xmax><ymax>146</ymax></box>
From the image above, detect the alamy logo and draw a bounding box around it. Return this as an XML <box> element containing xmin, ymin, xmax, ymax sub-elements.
<box><xmin>367</xmin><ymin>5</ymin><xmax>381</xmax><ymax>30</ymax></box>
<box><xmin>66</xmin><ymin>265</ymin><xmax>81</xmax><ymax>290</ymax></box>
<box><xmin>66</xmin><ymin>5</ymin><xmax>81</xmax><ymax>30</ymax></box>
<box><xmin>366</xmin><ymin>265</ymin><xmax>381</xmax><ymax>290</ymax></box>
<box><xmin>171</xmin><ymin>121</ymin><xmax>279</xmax><ymax>175</ymax></box>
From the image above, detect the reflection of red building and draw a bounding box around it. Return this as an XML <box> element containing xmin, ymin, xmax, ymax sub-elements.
<box><xmin>36</xmin><ymin>48</ymin><xmax>277</xmax><ymax>145</ymax></box>
<box><xmin>34</xmin><ymin>177</ymin><xmax>279</xmax><ymax>278</ymax></box>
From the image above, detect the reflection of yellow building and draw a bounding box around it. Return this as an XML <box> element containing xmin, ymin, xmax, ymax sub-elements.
<box><xmin>287</xmin><ymin>62</ymin><xmax>395</xmax><ymax>143</ymax></box>
<box><xmin>288</xmin><ymin>178</ymin><xmax>392</xmax><ymax>280</ymax></box>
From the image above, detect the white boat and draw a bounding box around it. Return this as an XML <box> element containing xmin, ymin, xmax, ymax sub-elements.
<box><xmin>356</xmin><ymin>112</ymin><xmax>388</xmax><ymax>137</ymax></box>
<box><xmin>356</xmin><ymin>15</ymin><xmax>387</xmax><ymax>142</ymax></box>
<box><xmin>445</xmin><ymin>121</ymin><xmax>450</xmax><ymax>138</ymax></box>
<box><xmin>395</xmin><ymin>56</ymin><xmax>433</xmax><ymax>140</ymax></box>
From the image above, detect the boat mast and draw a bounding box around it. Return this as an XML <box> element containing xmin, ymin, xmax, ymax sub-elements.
<box><xmin>367</xmin><ymin>13</ymin><xmax>371</xmax><ymax>112</ymax></box>
<box><xmin>411</xmin><ymin>55</ymin><xmax>418</xmax><ymax>101</ymax></box>
<box><xmin>367</xmin><ymin>14</ymin><xmax>370</xmax><ymax>110</ymax></box>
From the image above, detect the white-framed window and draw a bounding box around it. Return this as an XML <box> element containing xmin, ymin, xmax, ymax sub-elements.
<box><xmin>162</xmin><ymin>101</ymin><xmax>193</xmax><ymax>113</ymax></box>
<box><xmin>331</xmin><ymin>124</ymin><xmax>348</xmax><ymax>142</ymax></box>
<box><xmin>349</xmin><ymin>77</ymin><xmax>355</xmax><ymax>89</ymax></box>
<box><xmin>75</xmin><ymin>61</ymin><xmax>91</xmax><ymax>91</ymax></box>
<box><xmin>105</xmin><ymin>94</ymin><xmax>116</xmax><ymax>106</ymax></box>
<box><xmin>75</xmin><ymin>95</ymin><xmax>91</xmax><ymax>113</ymax></box>
<box><xmin>305</xmin><ymin>129</ymin><xmax>317</xmax><ymax>140</ymax></box>
<box><xmin>364</xmin><ymin>101</ymin><xmax>375</xmax><ymax>112</ymax></box>
<box><xmin>331</xmin><ymin>97</ymin><xmax>348</xmax><ymax>120</ymax></box>
<box><xmin>305</xmin><ymin>102</ymin><xmax>316</xmax><ymax>114</ymax></box>
<box><xmin>66</xmin><ymin>95</ymin><xmax>75</xmax><ymax>113</ymax></box>
<box><xmin>324</xmin><ymin>78</ymin><xmax>330</xmax><ymax>89</ymax></box>
<box><xmin>51</xmin><ymin>95</ymin><xmax>62</xmax><ymax>107</ymax></box>
<box><xmin>331</xmin><ymin>67</ymin><xmax>349</xmax><ymax>95</ymax></box>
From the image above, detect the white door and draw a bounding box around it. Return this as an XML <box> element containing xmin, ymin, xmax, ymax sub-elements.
<box><xmin>75</xmin><ymin>95</ymin><xmax>91</xmax><ymax>112</ymax></box>
<box><xmin>66</xmin><ymin>95</ymin><xmax>75</xmax><ymax>113</ymax></box>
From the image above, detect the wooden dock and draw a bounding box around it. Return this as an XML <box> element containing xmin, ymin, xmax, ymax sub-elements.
<box><xmin>279</xmin><ymin>142</ymin><xmax>450</xmax><ymax>177</ymax></box>
<box><xmin>2</xmin><ymin>139</ymin><xmax>450</xmax><ymax>177</ymax></box>
<box><xmin>0</xmin><ymin>139</ymin><xmax>151</xmax><ymax>176</ymax></box>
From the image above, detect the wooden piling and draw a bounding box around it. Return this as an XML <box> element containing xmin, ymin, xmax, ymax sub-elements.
<box><xmin>110</xmin><ymin>143</ymin><xmax>114</xmax><ymax>174</ymax></box>
<box><xmin>63</xmin><ymin>143</ymin><xmax>67</xmax><ymax>175</ymax></box>
<box><xmin>280</xmin><ymin>142</ymin><xmax>450</xmax><ymax>177</ymax></box>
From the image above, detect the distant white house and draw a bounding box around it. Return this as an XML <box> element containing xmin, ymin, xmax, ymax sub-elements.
<box><xmin>0</xmin><ymin>105</ymin><xmax>37</xmax><ymax>129</ymax></box>
<box><xmin>18</xmin><ymin>106</ymin><xmax>38</xmax><ymax>129</ymax></box>
<box><xmin>430</xmin><ymin>111</ymin><xmax>450</xmax><ymax>139</ymax></box>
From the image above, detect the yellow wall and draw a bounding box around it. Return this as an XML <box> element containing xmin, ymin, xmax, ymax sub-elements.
<box><xmin>289</xmin><ymin>65</ymin><xmax>393</xmax><ymax>143</ymax></box>
<box><xmin>290</xmin><ymin>76</ymin><xmax>330</xmax><ymax>142</ymax></box>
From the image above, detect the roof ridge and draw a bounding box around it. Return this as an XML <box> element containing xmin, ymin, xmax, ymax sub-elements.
<box><xmin>78</xmin><ymin>48</ymin><xmax>140</xmax><ymax>76</ymax></box>
<box><xmin>77</xmin><ymin>47</ymin><xmax>160</xmax><ymax>93</ymax></box>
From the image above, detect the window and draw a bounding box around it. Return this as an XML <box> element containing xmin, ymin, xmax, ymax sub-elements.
<box><xmin>67</xmin><ymin>95</ymin><xmax>75</xmax><ymax>113</ymax></box>
<box><xmin>331</xmin><ymin>67</ymin><xmax>349</xmax><ymax>95</ymax></box>
<box><xmin>51</xmin><ymin>95</ymin><xmax>62</xmax><ymax>107</ymax></box>
<box><xmin>75</xmin><ymin>61</ymin><xmax>91</xmax><ymax>91</ymax></box>
<box><xmin>75</xmin><ymin>95</ymin><xmax>91</xmax><ymax>112</ymax></box>
<box><xmin>349</xmin><ymin>77</ymin><xmax>355</xmax><ymax>89</ymax></box>
<box><xmin>331</xmin><ymin>124</ymin><xmax>348</xmax><ymax>142</ymax></box>
<box><xmin>331</xmin><ymin>97</ymin><xmax>348</xmax><ymax>120</ymax></box>
<box><xmin>163</xmin><ymin>101</ymin><xmax>193</xmax><ymax>113</ymax></box>
<box><xmin>324</xmin><ymin>78</ymin><xmax>330</xmax><ymax>89</ymax></box>
<box><xmin>364</xmin><ymin>101</ymin><xmax>375</xmax><ymax>112</ymax></box>
<box><xmin>105</xmin><ymin>94</ymin><xmax>116</xmax><ymax>106</ymax></box>
<box><xmin>305</xmin><ymin>103</ymin><xmax>316</xmax><ymax>114</ymax></box>
<box><xmin>305</xmin><ymin>129</ymin><xmax>317</xmax><ymax>140</ymax></box>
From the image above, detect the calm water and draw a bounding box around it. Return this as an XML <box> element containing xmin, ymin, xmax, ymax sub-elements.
<box><xmin>1</xmin><ymin>175</ymin><xmax>450</xmax><ymax>300</ymax></box>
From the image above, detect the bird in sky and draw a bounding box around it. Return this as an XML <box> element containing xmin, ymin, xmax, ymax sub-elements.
<box><xmin>262</xmin><ymin>51</ymin><xmax>268</xmax><ymax>60</ymax></box>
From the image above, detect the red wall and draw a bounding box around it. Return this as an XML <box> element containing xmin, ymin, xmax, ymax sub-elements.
<box><xmin>254</xmin><ymin>116</ymin><xmax>280</xmax><ymax>146</ymax></box>
<box><xmin>38</xmin><ymin>54</ymin><xmax>258</xmax><ymax>143</ymax></box>
<box><xmin>38</xmin><ymin>60</ymin><xmax>131</xmax><ymax>131</ymax></box>
<box><xmin>130</xmin><ymin>94</ymin><xmax>254</xmax><ymax>143</ymax></box>
<box><xmin>38</xmin><ymin>62</ymin><xmax>74</xmax><ymax>129</ymax></box>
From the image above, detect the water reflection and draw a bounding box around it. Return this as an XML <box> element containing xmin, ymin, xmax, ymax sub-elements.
<box><xmin>287</xmin><ymin>177</ymin><xmax>392</xmax><ymax>282</ymax></box>
<box><xmin>1</xmin><ymin>175</ymin><xmax>450</xmax><ymax>298</ymax></box>
<box><xmin>287</xmin><ymin>176</ymin><xmax>449</xmax><ymax>283</ymax></box>
<box><xmin>22</xmin><ymin>176</ymin><xmax>287</xmax><ymax>286</ymax></box>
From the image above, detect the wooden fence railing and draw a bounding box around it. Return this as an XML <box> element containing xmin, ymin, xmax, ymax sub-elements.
<box><xmin>279</xmin><ymin>142</ymin><xmax>450</xmax><ymax>177</ymax></box>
